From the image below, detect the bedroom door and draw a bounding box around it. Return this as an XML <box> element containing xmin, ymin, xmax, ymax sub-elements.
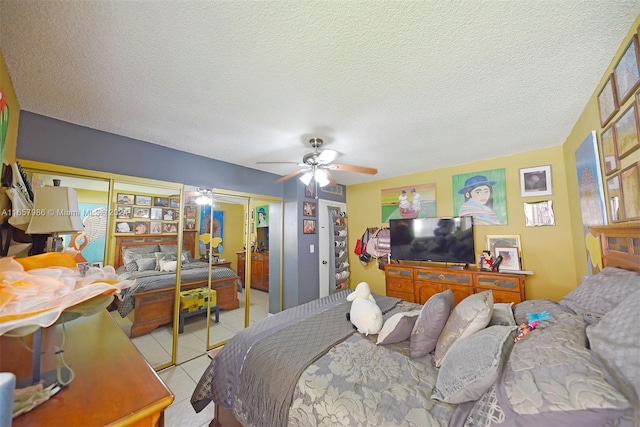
<box><xmin>318</xmin><ymin>200</ymin><xmax>347</xmax><ymax>298</ymax></box>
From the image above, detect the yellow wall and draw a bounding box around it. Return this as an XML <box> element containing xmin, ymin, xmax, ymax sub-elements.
<box><xmin>217</xmin><ymin>202</ymin><xmax>244</xmax><ymax>271</ymax></box>
<box><xmin>564</xmin><ymin>15</ymin><xmax>640</xmax><ymax>279</ymax></box>
<box><xmin>346</xmin><ymin>145</ymin><xmax>575</xmax><ymax>301</ymax></box>
<box><xmin>0</xmin><ymin>49</ymin><xmax>20</xmax><ymax>164</ymax></box>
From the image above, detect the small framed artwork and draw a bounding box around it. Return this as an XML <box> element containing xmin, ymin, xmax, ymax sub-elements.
<box><xmin>162</xmin><ymin>209</ymin><xmax>176</xmax><ymax>221</ymax></box>
<box><xmin>153</xmin><ymin>197</ymin><xmax>169</xmax><ymax>207</ymax></box>
<box><xmin>163</xmin><ymin>223</ymin><xmax>178</xmax><ymax>233</ymax></box>
<box><xmin>600</xmin><ymin>125</ymin><xmax>619</xmax><ymax>175</ymax></box>
<box><xmin>150</xmin><ymin>207</ymin><xmax>163</xmax><ymax>220</ymax></box>
<box><xmin>116</xmin><ymin>206</ymin><xmax>131</xmax><ymax>219</ymax></box>
<box><xmin>115</xmin><ymin>221</ymin><xmax>134</xmax><ymax>233</ymax></box>
<box><xmin>614</xmin><ymin>102</ymin><xmax>640</xmax><ymax>159</ymax></box>
<box><xmin>117</xmin><ymin>193</ymin><xmax>134</xmax><ymax>205</ymax></box>
<box><xmin>135</xmin><ymin>195</ymin><xmax>151</xmax><ymax>206</ymax></box>
<box><xmin>304</xmin><ymin>182</ymin><xmax>316</xmax><ymax>199</ymax></box>
<box><xmin>597</xmin><ymin>75</ymin><xmax>619</xmax><ymax>127</ymax></box>
<box><xmin>150</xmin><ymin>221</ymin><xmax>162</xmax><ymax>234</ymax></box>
<box><xmin>185</xmin><ymin>218</ymin><xmax>196</xmax><ymax>230</ymax></box>
<box><xmin>493</xmin><ymin>246</ymin><xmax>521</xmax><ymax>271</ymax></box>
<box><xmin>133</xmin><ymin>207</ymin><xmax>150</xmax><ymax>218</ymax></box>
<box><xmin>606</xmin><ymin>174</ymin><xmax>624</xmax><ymax>222</ymax></box>
<box><xmin>303</xmin><ymin>219</ymin><xmax>316</xmax><ymax>234</ymax></box>
<box><xmin>320</xmin><ymin>184</ymin><xmax>344</xmax><ymax>196</ymax></box>
<box><xmin>524</xmin><ymin>200</ymin><xmax>555</xmax><ymax>227</ymax></box>
<box><xmin>169</xmin><ymin>197</ymin><xmax>180</xmax><ymax>208</ymax></box>
<box><xmin>185</xmin><ymin>205</ymin><xmax>196</xmax><ymax>218</ymax></box>
<box><xmin>77</xmin><ymin>262</ymin><xmax>91</xmax><ymax>277</ymax></box>
<box><xmin>519</xmin><ymin>165</ymin><xmax>552</xmax><ymax>197</ymax></box>
<box><xmin>486</xmin><ymin>235</ymin><xmax>521</xmax><ymax>257</ymax></box>
<box><xmin>303</xmin><ymin>201</ymin><xmax>316</xmax><ymax>217</ymax></box>
<box><xmin>184</xmin><ymin>195</ymin><xmax>197</xmax><ymax>205</ymax></box>
<box><xmin>614</xmin><ymin>35</ymin><xmax>640</xmax><ymax>104</ymax></box>
<box><xmin>134</xmin><ymin>221</ymin><xmax>148</xmax><ymax>235</ymax></box>
<box><xmin>90</xmin><ymin>262</ymin><xmax>103</xmax><ymax>268</ymax></box>
<box><xmin>620</xmin><ymin>161</ymin><xmax>640</xmax><ymax>220</ymax></box>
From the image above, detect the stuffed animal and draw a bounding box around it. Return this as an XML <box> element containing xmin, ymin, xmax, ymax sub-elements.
<box><xmin>346</xmin><ymin>282</ymin><xmax>383</xmax><ymax>336</ymax></box>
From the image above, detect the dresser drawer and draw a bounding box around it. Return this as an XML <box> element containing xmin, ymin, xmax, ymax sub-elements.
<box><xmin>387</xmin><ymin>290</ymin><xmax>415</xmax><ymax>303</ymax></box>
<box><xmin>386</xmin><ymin>277</ymin><xmax>414</xmax><ymax>294</ymax></box>
<box><xmin>475</xmin><ymin>274</ymin><xmax>522</xmax><ymax>291</ymax></box>
<box><xmin>385</xmin><ymin>265</ymin><xmax>414</xmax><ymax>279</ymax></box>
<box><xmin>414</xmin><ymin>269</ymin><xmax>472</xmax><ymax>287</ymax></box>
<box><xmin>490</xmin><ymin>289</ymin><xmax>523</xmax><ymax>304</ymax></box>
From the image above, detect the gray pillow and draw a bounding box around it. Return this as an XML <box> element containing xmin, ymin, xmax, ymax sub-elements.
<box><xmin>135</xmin><ymin>257</ymin><xmax>157</xmax><ymax>272</ymax></box>
<box><xmin>434</xmin><ymin>290</ymin><xmax>494</xmax><ymax>367</ymax></box>
<box><xmin>376</xmin><ymin>310</ymin><xmax>421</xmax><ymax>345</ymax></box>
<box><xmin>122</xmin><ymin>245</ymin><xmax>160</xmax><ymax>272</ymax></box>
<box><xmin>432</xmin><ymin>325</ymin><xmax>516</xmax><ymax>404</ymax></box>
<box><xmin>154</xmin><ymin>252</ymin><xmax>177</xmax><ymax>271</ymax></box>
<box><xmin>489</xmin><ymin>302</ymin><xmax>516</xmax><ymax>327</ymax></box>
<box><xmin>559</xmin><ymin>267</ymin><xmax>639</xmax><ymax>325</ymax></box>
<box><xmin>587</xmin><ymin>288</ymin><xmax>640</xmax><ymax>408</ymax></box>
<box><xmin>410</xmin><ymin>289</ymin><xmax>454</xmax><ymax>357</ymax></box>
<box><xmin>158</xmin><ymin>244</ymin><xmax>192</xmax><ymax>263</ymax></box>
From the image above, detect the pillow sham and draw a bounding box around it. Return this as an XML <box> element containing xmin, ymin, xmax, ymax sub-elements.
<box><xmin>432</xmin><ymin>325</ymin><xmax>516</xmax><ymax>404</ymax></box>
<box><xmin>559</xmin><ymin>266</ymin><xmax>639</xmax><ymax>325</ymax></box>
<box><xmin>135</xmin><ymin>257</ymin><xmax>157</xmax><ymax>272</ymax></box>
<box><xmin>155</xmin><ymin>252</ymin><xmax>177</xmax><ymax>272</ymax></box>
<box><xmin>160</xmin><ymin>260</ymin><xmax>177</xmax><ymax>272</ymax></box>
<box><xmin>434</xmin><ymin>290</ymin><xmax>493</xmax><ymax>367</ymax></box>
<box><xmin>376</xmin><ymin>310</ymin><xmax>421</xmax><ymax>345</ymax></box>
<box><xmin>488</xmin><ymin>302</ymin><xmax>516</xmax><ymax>327</ymax></box>
<box><xmin>410</xmin><ymin>289</ymin><xmax>454</xmax><ymax>357</ymax></box>
<box><xmin>158</xmin><ymin>244</ymin><xmax>192</xmax><ymax>264</ymax></box>
<box><xmin>122</xmin><ymin>245</ymin><xmax>160</xmax><ymax>272</ymax></box>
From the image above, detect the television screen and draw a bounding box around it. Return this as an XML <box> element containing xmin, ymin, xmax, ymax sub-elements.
<box><xmin>256</xmin><ymin>226</ymin><xmax>269</xmax><ymax>252</ymax></box>
<box><xmin>389</xmin><ymin>217</ymin><xmax>474</xmax><ymax>264</ymax></box>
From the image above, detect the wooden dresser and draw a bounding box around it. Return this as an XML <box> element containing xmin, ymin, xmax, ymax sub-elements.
<box><xmin>236</xmin><ymin>251</ymin><xmax>269</xmax><ymax>292</ymax></box>
<box><xmin>385</xmin><ymin>263</ymin><xmax>526</xmax><ymax>306</ymax></box>
<box><xmin>1</xmin><ymin>310</ymin><xmax>174</xmax><ymax>426</ymax></box>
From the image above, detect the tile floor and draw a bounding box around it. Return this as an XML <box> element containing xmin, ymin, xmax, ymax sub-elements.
<box><xmin>110</xmin><ymin>288</ymin><xmax>270</xmax><ymax>426</ymax></box>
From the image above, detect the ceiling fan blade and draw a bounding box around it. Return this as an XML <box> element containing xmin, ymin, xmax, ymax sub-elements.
<box><xmin>274</xmin><ymin>169</ymin><xmax>306</xmax><ymax>183</ymax></box>
<box><xmin>327</xmin><ymin>163</ymin><xmax>378</xmax><ymax>175</ymax></box>
<box><xmin>316</xmin><ymin>149</ymin><xmax>339</xmax><ymax>165</ymax></box>
<box><xmin>324</xmin><ymin>169</ymin><xmax>338</xmax><ymax>186</ymax></box>
<box><xmin>256</xmin><ymin>161</ymin><xmax>300</xmax><ymax>165</ymax></box>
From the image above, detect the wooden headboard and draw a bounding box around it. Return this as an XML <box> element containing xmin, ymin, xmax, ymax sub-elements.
<box><xmin>113</xmin><ymin>233</ymin><xmax>196</xmax><ymax>269</ymax></box>
<box><xmin>589</xmin><ymin>222</ymin><xmax>640</xmax><ymax>273</ymax></box>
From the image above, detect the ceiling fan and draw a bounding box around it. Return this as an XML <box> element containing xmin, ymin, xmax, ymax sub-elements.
<box><xmin>257</xmin><ymin>138</ymin><xmax>378</xmax><ymax>187</ymax></box>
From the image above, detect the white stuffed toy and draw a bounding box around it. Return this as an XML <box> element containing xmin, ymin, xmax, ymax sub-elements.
<box><xmin>346</xmin><ymin>282</ymin><xmax>383</xmax><ymax>336</ymax></box>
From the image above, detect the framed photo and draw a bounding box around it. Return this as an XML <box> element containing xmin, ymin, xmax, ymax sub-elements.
<box><xmin>134</xmin><ymin>221</ymin><xmax>148</xmax><ymax>235</ymax></box>
<box><xmin>150</xmin><ymin>221</ymin><xmax>162</xmax><ymax>234</ymax></box>
<box><xmin>153</xmin><ymin>197</ymin><xmax>169</xmax><ymax>207</ymax></box>
<box><xmin>150</xmin><ymin>207</ymin><xmax>163</xmax><ymax>220</ymax></box>
<box><xmin>117</xmin><ymin>193</ymin><xmax>134</xmax><ymax>205</ymax></box>
<box><xmin>162</xmin><ymin>222</ymin><xmax>178</xmax><ymax>233</ymax></box>
<box><xmin>90</xmin><ymin>262</ymin><xmax>103</xmax><ymax>268</ymax></box>
<box><xmin>303</xmin><ymin>201</ymin><xmax>316</xmax><ymax>217</ymax></box>
<box><xmin>185</xmin><ymin>205</ymin><xmax>196</xmax><ymax>218</ymax></box>
<box><xmin>524</xmin><ymin>200</ymin><xmax>555</xmax><ymax>227</ymax></box>
<box><xmin>304</xmin><ymin>182</ymin><xmax>316</xmax><ymax>199</ymax></box>
<box><xmin>519</xmin><ymin>165</ymin><xmax>552</xmax><ymax>197</ymax></box>
<box><xmin>614</xmin><ymin>102</ymin><xmax>640</xmax><ymax>159</ymax></box>
<box><xmin>169</xmin><ymin>197</ymin><xmax>180</xmax><ymax>208</ymax></box>
<box><xmin>597</xmin><ymin>75</ymin><xmax>619</xmax><ymax>127</ymax></box>
<box><xmin>606</xmin><ymin>174</ymin><xmax>624</xmax><ymax>222</ymax></box>
<box><xmin>135</xmin><ymin>195</ymin><xmax>151</xmax><ymax>206</ymax></box>
<box><xmin>303</xmin><ymin>219</ymin><xmax>316</xmax><ymax>234</ymax></box>
<box><xmin>486</xmin><ymin>235</ymin><xmax>521</xmax><ymax>258</ymax></box>
<box><xmin>185</xmin><ymin>218</ymin><xmax>196</xmax><ymax>230</ymax></box>
<box><xmin>493</xmin><ymin>246</ymin><xmax>521</xmax><ymax>271</ymax></box>
<box><xmin>600</xmin><ymin>125</ymin><xmax>619</xmax><ymax>175</ymax></box>
<box><xmin>133</xmin><ymin>207</ymin><xmax>150</xmax><ymax>218</ymax></box>
<box><xmin>116</xmin><ymin>206</ymin><xmax>131</xmax><ymax>219</ymax></box>
<box><xmin>184</xmin><ymin>195</ymin><xmax>197</xmax><ymax>205</ymax></box>
<box><xmin>320</xmin><ymin>184</ymin><xmax>343</xmax><ymax>196</ymax></box>
<box><xmin>614</xmin><ymin>35</ymin><xmax>640</xmax><ymax>104</ymax></box>
<box><xmin>620</xmin><ymin>161</ymin><xmax>640</xmax><ymax>220</ymax></box>
<box><xmin>162</xmin><ymin>209</ymin><xmax>176</xmax><ymax>221</ymax></box>
<box><xmin>77</xmin><ymin>262</ymin><xmax>91</xmax><ymax>277</ymax></box>
<box><xmin>115</xmin><ymin>221</ymin><xmax>134</xmax><ymax>233</ymax></box>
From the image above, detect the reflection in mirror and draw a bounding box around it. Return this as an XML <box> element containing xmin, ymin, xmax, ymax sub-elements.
<box><xmin>245</xmin><ymin>200</ymin><xmax>272</xmax><ymax>327</ymax></box>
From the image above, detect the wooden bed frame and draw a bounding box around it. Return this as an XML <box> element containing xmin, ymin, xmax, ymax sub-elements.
<box><xmin>208</xmin><ymin>222</ymin><xmax>640</xmax><ymax>427</ymax></box>
<box><xmin>112</xmin><ymin>235</ymin><xmax>240</xmax><ymax>338</ymax></box>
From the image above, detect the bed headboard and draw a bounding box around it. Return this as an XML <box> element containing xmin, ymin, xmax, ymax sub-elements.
<box><xmin>589</xmin><ymin>222</ymin><xmax>640</xmax><ymax>273</ymax></box>
<box><xmin>113</xmin><ymin>233</ymin><xmax>196</xmax><ymax>269</ymax></box>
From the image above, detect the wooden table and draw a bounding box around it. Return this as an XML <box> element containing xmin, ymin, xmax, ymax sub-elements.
<box><xmin>0</xmin><ymin>310</ymin><xmax>174</xmax><ymax>426</ymax></box>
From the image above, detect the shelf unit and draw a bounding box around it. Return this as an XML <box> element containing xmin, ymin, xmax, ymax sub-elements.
<box><xmin>328</xmin><ymin>206</ymin><xmax>349</xmax><ymax>293</ymax></box>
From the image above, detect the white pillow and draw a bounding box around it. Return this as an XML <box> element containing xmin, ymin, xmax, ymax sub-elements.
<box><xmin>376</xmin><ymin>310</ymin><xmax>421</xmax><ymax>345</ymax></box>
<box><xmin>160</xmin><ymin>260</ymin><xmax>177</xmax><ymax>272</ymax></box>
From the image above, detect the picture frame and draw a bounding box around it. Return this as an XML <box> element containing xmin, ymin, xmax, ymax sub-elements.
<box><xmin>115</xmin><ymin>221</ymin><xmax>134</xmax><ymax>233</ymax></box>
<box><xmin>185</xmin><ymin>205</ymin><xmax>196</xmax><ymax>218</ymax></box>
<box><xmin>303</xmin><ymin>219</ymin><xmax>316</xmax><ymax>234</ymax></box>
<box><xmin>169</xmin><ymin>197</ymin><xmax>180</xmax><ymax>208</ymax></box>
<box><xmin>485</xmin><ymin>234</ymin><xmax>521</xmax><ymax>258</ymax></box>
<box><xmin>135</xmin><ymin>195</ymin><xmax>151</xmax><ymax>206</ymax></box>
<box><xmin>519</xmin><ymin>165</ymin><xmax>552</xmax><ymax>197</ymax></box>
<box><xmin>162</xmin><ymin>209</ymin><xmax>176</xmax><ymax>221</ymax></box>
<box><xmin>600</xmin><ymin>125</ymin><xmax>619</xmax><ymax>175</ymax></box>
<box><xmin>614</xmin><ymin>102</ymin><xmax>640</xmax><ymax>159</ymax></box>
<box><xmin>133</xmin><ymin>207</ymin><xmax>150</xmax><ymax>218</ymax></box>
<box><xmin>620</xmin><ymin>161</ymin><xmax>640</xmax><ymax>220</ymax></box>
<box><xmin>304</xmin><ymin>182</ymin><xmax>316</xmax><ymax>199</ymax></box>
<box><xmin>303</xmin><ymin>201</ymin><xmax>316</xmax><ymax>217</ymax></box>
<box><xmin>150</xmin><ymin>221</ymin><xmax>162</xmax><ymax>234</ymax></box>
<box><xmin>523</xmin><ymin>200</ymin><xmax>555</xmax><ymax>227</ymax></box>
<box><xmin>606</xmin><ymin>174</ymin><xmax>624</xmax><ymax>222</ymax></box>
<box><xmin>90</xmin><ymin>262</ymin><xmax>103</xmax><ymax>268</ymax></box>
<box><xmin>597</xmin><ymin>75</ymin><xmax>619</xmax><ymax>127</ymax></box>
<box><xmin>320</xmin><ymin>184</ymin><xmax>343</xmax><ymax>196</ymax></box>
<box><xmin>76</xmin><ymin>262</ymin><xmax>91</xmax><ymax>277</ymax></box>
<box><xmin>493</xmin><ymin>246</ymin><xmax>521</xmax><ymax>271</ymax></box>
<box><xmin>117</xmin><ymin>193</ymin><xmax>134</xmax><ymax>205</ymax></box>
<box><xmin>162</xmin><ymin>223</ymin><xmax>178</xmax><ymax>233</ymax></box>
<box><xmin>116</xmin><ymin>206</ymin><xmax>131</xmax><ymax>219</ymax></box>
<box><xmin>614</xmin><ymin>35</ymin><xmax>640</xmax><ymax>104</ymax></box>
<box><xmin>150</xmin><ymin>207</ymin><xmax>163</xmax><ymax>220</ymax></box>
<box><xmin>184</xmin><ymin>218</ymin><xmax>196</xmax><ymax>230</ymax></box>
<box><xmin>134</xmin><ymin>221</ymin><xmax>148</xmax><ymax>235</ymax></box>
<box><xmin>153</xmin><ymin>196</ymin><xmax>169</xmax><ymax>207</ymax></box>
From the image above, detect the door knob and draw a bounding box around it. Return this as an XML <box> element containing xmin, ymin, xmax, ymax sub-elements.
<box><xmin>322</xmin><ymin>260</ymin><xmax>328</xmax><ymax>265</ymax></box>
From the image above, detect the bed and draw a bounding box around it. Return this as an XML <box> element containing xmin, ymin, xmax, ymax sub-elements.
<box><xmin>191</xmin><ymin>222</ymin><xmax>640</xmax><ymax>427</ymax></box>
<box><xmin>111</xmin><ymin>235</ymin><xmax>241</xmax><ymax>338</ymax></box>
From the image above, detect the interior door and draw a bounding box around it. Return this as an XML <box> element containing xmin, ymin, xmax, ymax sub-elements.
<box><xmin>318</xmin><ymin>200</ymin><xmax>346</xmax><ymax>297</ymax></box>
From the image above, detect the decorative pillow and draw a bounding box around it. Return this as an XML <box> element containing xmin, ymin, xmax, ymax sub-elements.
<box><xmin>160</xmin><ymin>260</ymin><xmax>177</xmax><ymax>272</ymax></box>
<box><xmin>122</xmin><ymin>245</ymin><xmax>160</xmax><ymax>272</ymax></box>
<box><xmin>154</xmin><ymin>252</ymin><xmax>177</xmax><ymax>271</ymax></box>
<box><xmin>432</xmin><ymin>325</ymin><xmax>516</xmax><ymax>404</ymax></box>
<box><xmin>376</xmin><ymin>310</ymin><xmax>421</xmax><ymax>345</ymax></box>
<box><xmin>489</xmin><ymin>302</ymin><xmax>516</xmax><ymax>327</ymax></box>
<box><xmin>158</xmin><ymin>244</ymin><xmax>192</xmax><ymax>264</ymax></box>
<box><xmin>587</xmin><ymin>288</ymin><xmax>640</xmax><ymax>407</ymax></box>
<box><xmin>559</xmin><ymin>266</ymin><xmax>640</xmax><ymax>325</ymax></box>
<box><xmin>434</xmin><ymin>290</ymin><xmax>493</xmax><ymax>367</ymax></box>
<box><xmin>135</xmin><ymin>257</ymin><xmax>157</xmax><ymax>272</ymax></box>
<box><xmin>410</xmin><ymin>290</ymin><xmax>454</xmax><ymax>357</ymax></box>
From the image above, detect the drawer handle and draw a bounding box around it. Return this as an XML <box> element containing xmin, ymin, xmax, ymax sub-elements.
<box><xmin>494</xmin><ymin>280</ymin><xmax>500</xmax><ymax>286</ymax></box>
<box><xmin>439</xmin><ymin>274</ymin><xmax>445</xmax><ymax>280</ymax></box>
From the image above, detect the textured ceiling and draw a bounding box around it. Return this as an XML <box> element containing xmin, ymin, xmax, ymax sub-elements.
<box><xmin>1</xmin><ymin>2</ymin><xmax>639</xmax><ymax>185</ymax></box>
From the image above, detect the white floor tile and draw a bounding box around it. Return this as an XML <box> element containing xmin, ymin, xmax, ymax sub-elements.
<box><xmin>164</xmin><ymin>395</ymin><xmax>213</xmax><ymax>427</ymax></box>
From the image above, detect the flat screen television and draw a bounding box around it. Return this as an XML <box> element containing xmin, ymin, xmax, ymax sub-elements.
<box><xmin>389</xmin><ymin>217</ymin><xmax>475</xmax><ymax>264</ymax></box>
<box><xmin>256</xmin><ymin>226</ymin><xmax>269</xmax><ymax>252</ymax></box>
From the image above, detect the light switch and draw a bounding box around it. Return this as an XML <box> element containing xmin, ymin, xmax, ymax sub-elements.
<box><xmin>310</xmin><ymin>244</ymin><xmax>315</xmax><ymax>253</ymax></box>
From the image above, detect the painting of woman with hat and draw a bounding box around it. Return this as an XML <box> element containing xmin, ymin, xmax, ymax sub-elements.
<box><xmin>454</xmin><ymin>170</ymin><xmax>507</xmax><ymax>225</ymax></box>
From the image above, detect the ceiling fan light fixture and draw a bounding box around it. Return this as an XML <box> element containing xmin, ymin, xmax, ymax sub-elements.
<box><xmin>299</xmin><ymin>171</ymin><xmax>313</xmax><ymax>186</ymax></box>
<box><xmin>315</xmin><ymin>169</ymin><xmax>330</xmax><ymax>187</ymax></box>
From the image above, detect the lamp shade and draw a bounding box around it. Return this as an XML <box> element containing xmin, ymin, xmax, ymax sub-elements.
<box><xmin>26</xmin><ymin>187</ymin><xmax>85</xmax><ymax>234</ymax></box>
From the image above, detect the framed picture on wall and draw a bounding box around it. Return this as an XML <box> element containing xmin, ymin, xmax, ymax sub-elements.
<box><xmin>485</xmin><ymin>235</ymin><xmax>521</xmax><ymax>258</ymax></box>
<box><xmin>153</xmin><ymin>197</ymin><xmax>169</xmax><ymax>207</ymax></box>
<box><xmin>614</xmin><ymin>35</ymin><xmax>640</xmax><ymax>104</ymax></box>
<box><xmin>600</xmin><ymin>125</ymin><xmax>619</xmax><ymax>175</ymax></box>
<box><xmin>150</xmin><ymin>207</ymin><xmax>163</xmax><ymax>220</ymax></box>
<box><xmin>620</xmin><ymin>161</ymin><xmax>640</xmax><ymax>220</ymax></box>
<box><xmin>117</xmin><ymin>193</ymin><xmax>134</xmax><ymax>205</ymax></box>
<box><xmin>519</xmin><ymin>165</ymin><xmax>552</xmax><ymax>197</ymax></box>
<box><xmin>597</xmin><ymin>75</ymin><xmax>619</xmax><ymax>127</ymax></box>
<box><xmin>493</xmin><ymin>246</ymin><xmax>521</xmax><ymax>271</ymax></box>
<box><xmin>150</xmin><ymin>221</ymin><xmax>162</xmax><ymax>234</ymax></box>
<box><xmin>614</xmin><ymin>102</ymin><xmax>640</xmax><ymax>159</ymax></box>
<box><xmin>133</xmin><ymin>207</ymin><xmax>150</xmax><ymax>218</ymax></box>
<box><xmin>117</xmin><ymin>206</ymin><xmax>131</xmax><ymax>219</ymax></box>
<box><xmin>115</xmin><ymin>221</ymin><xmax>134</xmax><ymax>233</ymax></box>
<box><xmin>303</xmin><ymin>201</ymin><xmax>316</xmax><ymax>217</ymax></box>
<box><xmin>305</xmin><ymin>182</ymin><xmax>316</xmax><ymax>199</ymax></box>
<box><xmin>303</xmin><ymin>219</ymin><xmax>316</xmax><ymax>234</ymax></box>
<box><xmin>606</xmin><ymin>174</ymin><xmax>624</xmax><ymax>222</ymax></box>
<box><xmin>135</xmin><ymin>195</ymin><xmax>151</xmax><ymax>206</ymax></box>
